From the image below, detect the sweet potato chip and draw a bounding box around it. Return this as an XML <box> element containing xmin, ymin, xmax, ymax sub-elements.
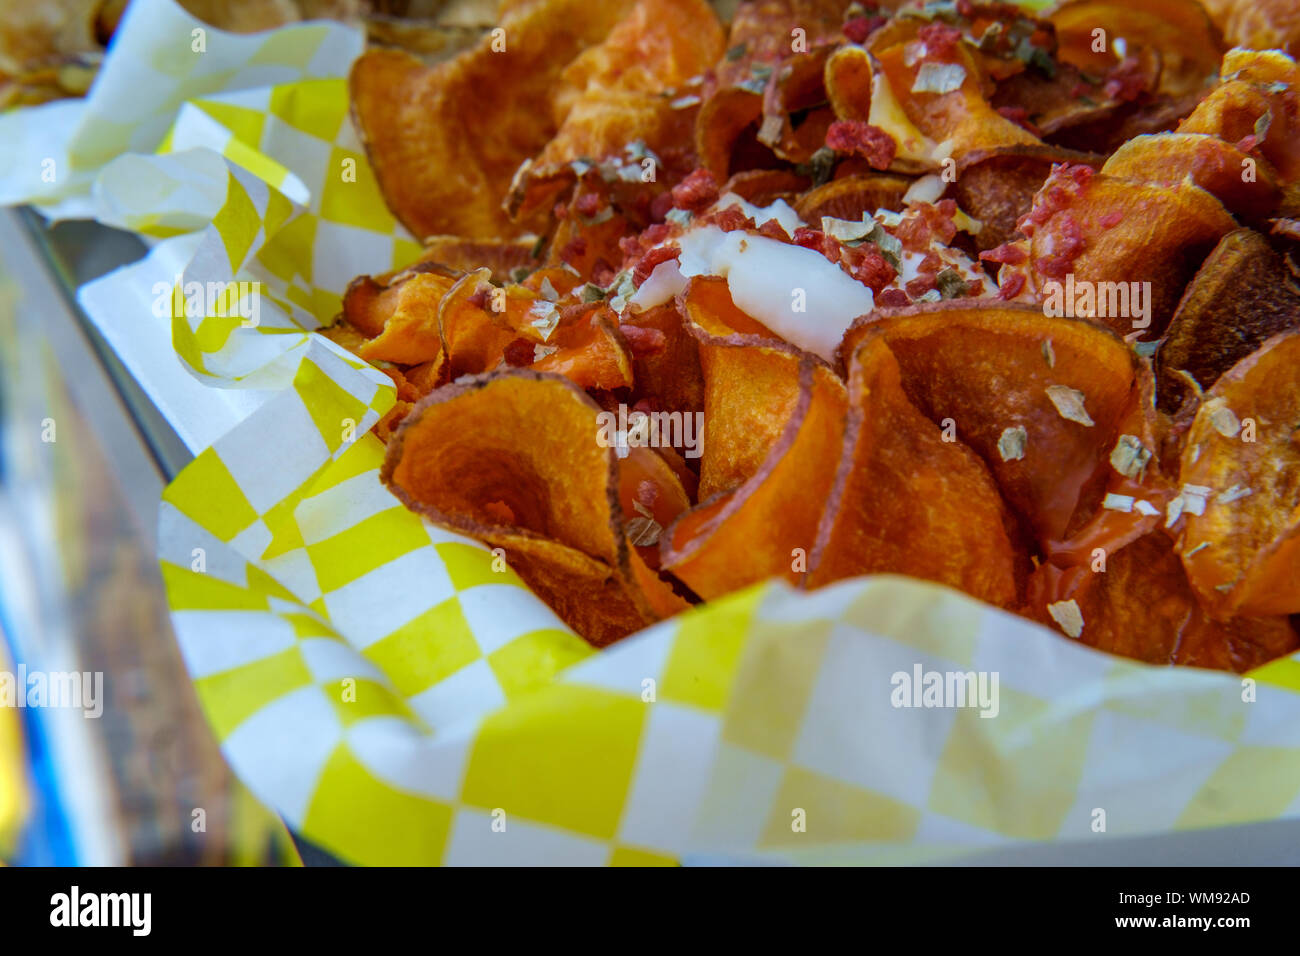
<box><xmin>807</xmin><ymin>332</ymin><xmax>1026</xmax><ymax>608</ymax></box>
<box><xmin>721</xmin><ymin>169</ymin><xmax>813</xmax><ymax>207</ymax></box>
<box><xmin>436</xmin><ymin>268</ymin><xmax>520</xmax><ymax>378</ymax></box>
<box><xmin>355</xmin><ymin>269</ymin><xmax>458</xmax><ymax>365</ymax></box>
<box><xmin>1004</xmin><ymin>166</ymin><xmax>1237</xmax><ymax>337</ymax></box>
<box><xmin>793</xmin><ymin>172</ymin><xmax>913</xmax><ymax>222</ymax></box>
<box><xmin>1156</xmin><ymin>228</ymin><xmax>1300</xmax><ymax>410</ymax></box>
<box><xmin>952</xmin><ymin>145</ymin><xmax>1103</xmax><ymax>251</ymax></box>
<box><xmin>382</xmin><ymin>370</ymin><xmax>665</xmax><ymax>645</ymax></box>
<box><xmin>841</xmin><ymin>301</ymin><xmax>1142</xmax><ymax>546</ymax></box>
<box><xmin>1024</xmin><ymin>530</ymin><xmax>1297</xmax><ymax>670</ymax></box>
<box><xmin>619</xmin><ymin>302</ymin><xmax>704</xmax><ymax>417</ymax></box>
<box><xmin>1102</xmin><ymin>133</ymin><xmax>1281</xmax><ymax>224</ymax></box>
<box><xmin>531</xmin><ymin>308</ymin><xmax>635</xmax><ymax>391</ymax></box>
<box><xmin>1199</xmin><ymin>0</ymin><xmax>1300</xmax><ymax>56</ymax></box>
<box><xmin>416</xmin><ymin>236</ymin><xmax>540</xmax><ymax>284</ymax></box>
<box><xmin>1178</xmin><ymin>330</ymin><xmax>1300</xmax><ymax>618</ymax></box>
<box><xmin>507</xmin><ymin>0</ymin><xmax>724</xmax><ymax>220</ymax></box>
<box><xmin>661</xmin><ymin>359</ymin><xmax>848</xmax><ymax>599</ymax></box>
<box><xmin>1048</xmin><ymin>0</ymin><xmax>1223</xmax><ymax>99</ymax></box>
<box><xmin>350</xmin><ymin>0</ymin><xmax>638</xmax><ymax>240</ymax></box>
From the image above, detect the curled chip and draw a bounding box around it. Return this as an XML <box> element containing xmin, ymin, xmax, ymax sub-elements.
<box><xmin>506</xmin><ymin>0</ymin><xmax>724</xmax><ymax>221</ymax></box>
<box><xmin>1101</xmin><ymin>133</ymin><xmax>1281</xmax><ymax>224</ymax></box>
<box><xmin>678</xmin><ymin>276</ymin><xmax>798</xmax><ymax>499</ymax></box>
<box><xmin>1178</xmin><ymin>330</ymin><xmax>1300</xmax><ymax>619</ymax></box>
<box><xmin>807</xmin><ymin>332</ymin><xmax>1026</xmax><ymax>608</ymax></box>
<box><xmin>350</xmin><ymin>0</ymin><xmax>638</xmax><ymax>239</ymax></box>
<box><xmin>350</xmin><ymin>267</ymin><xmax>458</xmax><ymax>366</ymax></box>
<box><xmin>416</xmin><ymin>236</ymin><xmax>541</xmax><ymax>284</ymax></box>
<box><xmin>841</xmin><ymin>301</ymin><xmax>1142</xmax><ymax>546</ymax></box>
<box><xmin>1156</xmin><ymin>228</ymin><xmax>1300</xmax><ymax>411</ymax></box>
<box><xmin>1007</xmin><ymin>167</ymin><xmax>1238</xmax><ymax>337</ymax></box>
<box><xmin>1048</xmin><ymin>0</ymin><xmax>1224</xmax><ymax>99</ymax></box>
<box><xmin>382</xmin><ymin>370</ymin><xmax>664</xmax><ymax>645</ymax></box>
<box><xmin>953</xmin><ymin>146</ymin><xmax>1103</xmax><ymax>251</ymax></box>
<box><xmin>1024</xmin><ymin>531</ymin><xmax>1297</xmax><ymax>671</ymax></box>
<box><xmin>660</xmin><ymin>359</ymin><xmax>847</xmax><ymax>599</ymax></box>
<box><xmin>793</xmin><ymin>173</ymin><xmax>913</xmax><ymax>223</ymax></box>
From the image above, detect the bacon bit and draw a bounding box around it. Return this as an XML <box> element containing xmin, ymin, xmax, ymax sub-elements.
<box><xmin>997</xmin><ymin>271</ymin><xmax>1027</xmax><ymax>300</ymax></box>
<box><xmin>1235</xmin><ymin>133</ymin><xmax>1259</xmax><ymax>153</ymax></box>
<box><xmin>591</xmin><ymin>259</ymin><xmax>617</xmax><ymax>287</ymax></box>
<box><xmin>980</xmin><ymin>242</ymin><xmax>1028</xmax><ymax>265</ymax></box>
<box><xmin>843</xmin><ymin>15</ymin><xmax>886</xmax><ymax>44</ymax></box>
<box><xmin>649</xmin><ymin>190</ymin><xmax>675</xmax><ymax>222</ymax></box>
<box><xmin>466</xmin><ymin>287</ymin><xmax>490</xmax><ymax>309</ymax></box>
<box><xmin>1103</xmin><ymin>56</ymin><xmax>1146</xmax><ymax>102</ymax></box>
<box><xmin>916</xmin><ymin>251</ymin><xmax>943</xmax><ymax>276</ymax></box>
<box><xmin>620</xmin><ymin>324</ymin><xmax>667</xmax><ymax>357</ymax></box>
<box><xmin>793</xmin><ymin>226</ymin><xmax>841</xmax><ymax>263</ymax></box>
<box><xmin>553</xmin><ymin>202</ymin><xmax>569</xmax><ymax>220</ymax></box>
<box><xmin>575</xmin><ymin>192</ymin><xmax>602</xmax><ymax>218</ymax></box>
<box><xmin>878</xmin><ymin>288</ymin><xmax>910</xmax><ymax>308</ymax></box>
<box><xmin>918</xmin><ymin>22</ymin><xmax>963</xmax><ymax>59</ymax></box>
<box><xmin>905</xmin><ymin>274</ymin><xmax>937</xmax><ymax>298</ymax></box>
<box><xmin>503</xmin><ymin>338</ymin><xmax>536</xmax><ymax>367</ymax></box>
<box><xmin>560</xmin><ymin>236</ymin><xmax>588</xmax><ymax>268</ymax></box>
<box><xmin>671</xmin><ymin>168</ymin><xmax>719</xmax><ymax>211</ymax></box>
<box><xmin>757</xmin><ymin>218</ymin><xmax>791</xmax><ymax>243</ymax></box>
<box><xmin>702</xmin><ymin>205</ymin><xmax>756</xmax><ymax>233</ymax></box>
<box><xmin>1099</xmin><ymin>210</ymin><xmax>1124</xmax><ymax>229</ymax></box>
<box><xmin>1035</xmin><ymin>214</ymin><xmax>1085</xmax><ymax>278</ymax></box>
<box><xmin>897</xmin><ymin>200</ymin><xmax>958</xmax><ymax>252</ymax></box>
<box><xmin>844</xmin><ymin>245</ymin><xmax>896</xmax><ymax>292</ymax></box>
<box><xmin>635</xmin><ymin>479</ymin><xmax>660</xmax><ymax>512</ymax></box>
<box><xmin>996</xmin><ymin>106</ymin><xmax>1042</xmax><ymax>137</ymax></box>
<box><xmin>1021</xmin><ymin>164</ymin><xmax>1093</xmax><ymax>232</ymax></box>
<box><xmin>965</xmin><ymin>279</ymin><xmax>985</xmax><ymax>296</ymax></box>
<box><xmin>632</xmin><ymin>243</ymin><xmax>681</xmax><ymax>286</ymax></box>
<box><xmin>825</xmin><ymin>119</ymin><xmax>897</xmax><ymax>170</ymax></box>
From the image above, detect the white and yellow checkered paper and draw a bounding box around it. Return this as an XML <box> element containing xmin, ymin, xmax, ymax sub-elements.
<box><xmin>6</xmin><ymin>0</ymin><xmax>1300</xmax><ymax>866</ymax></box>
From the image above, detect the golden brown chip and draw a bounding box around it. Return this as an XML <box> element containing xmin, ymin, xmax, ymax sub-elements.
<box><xmin>841</xmin><ymin>301</ymin><xmax>1143</xmax><ymax>547</ymax></box>
<box><xmin>1178</xmin><ymin>330</ymin><xmax>1300</xmax><ymax>619</ymax></box>
<box><xmin>660</xmin><ymin>358</ymin><xmax>847</xmax><ymax>599</ymax></box>
<box><xmin>1156</xmin><ymin>228</ymin><xmax>1300</xmax><ymax>410</ymax></box>
<box><xmin>619</xmin><ymin>302</ymin><xmax>704</xmax><ymax>418</ymax></box>
<box><xmin>806</xmin><ymin>332</ymin><xmax>1026</xmax><ymax>608</ymax></box>
<box><xmin>349</xmin><ymin>0</ymin><xmax>638</xmax><ymax>240</ymax></box>
<box><xmin>793</xmin><ymin>172</ymin><xmax>914</xmax><ymax>223</ymax></box>
<box><xmin>1024</xmin><ymin>531</ymin><xmax>1297</xmax><ymax>671</ymax></box>
<box><xmin>356</xmin><ymin>270</ymin><xmax>457</xmax><ymax>365</ymax></box>
<box><xmin>415</xmin><ymin>236</ymin><xmax>540</xmax><ymax>284</ymax></box>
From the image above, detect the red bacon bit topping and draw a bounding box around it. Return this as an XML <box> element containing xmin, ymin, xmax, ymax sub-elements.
<box><xmin>503</xmin><ymin>338</ymin><xmax>536</xmax><ymax>367</ymax></box>
<box><xmin>996</xmin><ymin>271</ymin><xmax>1027</xmax><ymax>300</ymax></box>
<box><xmin>980</xmin><ymin>242</ymin><xmax>1027</xmax><ymax>265</ymax></box>
<box><xmin>996</xmin><ymin>106</ymin><xmax>1042</xmax><ymax>137</ymax></box>
<box><xmin>897</xmin><ymin>199</ymin><xmax>959</xmax><ymax>252</ymax></box>
<box><xmin>632</xmin><ymin>243</ymin><xmax>681</xmax><ymax>286</ymax></box>
<box><xmin>620</xmin><ymin>324</ymin><xmax>667</xmax><ymax>358</ymax></box>
<box><xmin>918</xmin><ymin>22</ymin><xmax>963</xmax><ymax>59</ymax></box>
<box><xmin>1035</xmin><ymin>213</ymin><xmax>1085</xmax><ymax>278</ymax></box>
<box><xmin>1021</xmin><ymin>164</ymin><xmax>1093</xmax><ymax>232</ymax></box>
<box><xmin>701</xmin><ymin>204</ymin><xmax>757</xmax><ymax>233</ymax></box>
<box><xmin>877</xmin><ymin>288</ymin><xmax>910</xmax><ymax>308</ymax></box>
<box><xmin>575</xmin><ymin>192</ymin><xmax>602</xmax><ymax>218</ymax></box>
<box><xmin>649</xmin><ymin>190</ymin><xmax>675</xmax><ymax>223</ymax></box>
<box><xmin>466</xmin><ymin>287</ymin><xmax>490</xmax><ymax>309</ymax></box>
<box><xmin>793</xmin><ymin>226</ymin><xmax>841</xmax><ymax>263</ymax></box>
<box><xmin>844</xmin><ymin>244</ymin><xmax>896</xmax><ymax>292</ymax></box>
<box><xmin>1103</xmin><ymin>56</ymin><xmax>1147</xmax><ymax>102</ymax></box>
<box><xmin>825</xmin><ymin>120</ymin><xmax>897</xmax><ymax>170</ymax></box>
<box><xmin>905</xmin><ymin>274</ymin><xmax>937</xmax><ymax>298</ymax></box>
<box><xmin>1235</xmin><ymin>133</ymin><xmax>1259</xmax><ymax>153</ymax></box>
<box><xmin>635</xmin><ymin>479</ymin><xmax>659</xmax><ymax>511</ymax></box>
<box><xmin>560</xmin><ymin>236</ymin><xmax>588</xmax><ymax>268</ymax></box>
<box><xmin>843</xmin><ymin>15</ymin><xmax>886</xmax><ymax>44</ymax></box>
<box><xmin>757</xmin><ymin>218</ymin><xmax>791</xmax><ymax>243</ymax></box>
<box><xmin>591</xmin><ymin>259</ymin><xmax>617</xmax><ymax>287</ymax></box>
<box><xmin>671</xmin><ymin>168</ymin><xmax>719</xmax><ymax>212</ymax></box>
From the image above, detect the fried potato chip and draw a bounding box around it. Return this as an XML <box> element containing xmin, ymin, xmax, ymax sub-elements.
<box><xmin>435</xmin><ymin>268</ymin><xmax>519</xmax><ymax>378</ymax></box>
<box><xmin>619</xmin><ymin>302</ymin><xmax>705</xmax><ymax>417</ymax></box>
<box><xmin>1156</xmin><ymin>228</ymin><xmax>1300</xmax><ymax>410</ymax></box>
<box><xmin>382</xmin><ymin>369</ymin><xmax>664</xmax><ymax>644</ymax></box>
<box><xmin>416</xmin><ymin>236</ymin><xmax>540</xmax><ymax>284</ymax></box>
<box><xmin>1006</xmin><ymin>166</ymin><xmax>1237</xmax><ymax>337</ymax></box>
<box><xmin>841</xmin><ymin>301</ymin><xmax>1142</xmax><ymax>546</ymax></box>
<box><xmin>1199</xmin><ymin>0</ymin><xmax>1300</xmax><ymax>59</ymax></box>
<box><xmin>1024</xmin><ymin>531</ymin><xmax>1297</xmax><ymax>670</ymax></box>
<box><xmin>531</xmin><ymin>308</ymin><xmax>635</xmax><ymax>391</ymax></box>
<box><xmin>678</xmin><ymin>276</ymin><xmax>798</xmax><ymax>498</ymax></box>
<box><xmin>721</xmin><ymin>168</ymin><xmax>812</xmax><ymax>207</ymax></box>
<box><xmin>952</xmin><ymin>145</ymin><xmax>1102</xmax><ymax>251</ymax></box>
<box><xmin>1101</xmin><ymin>133</ymin><xmax>1281</xmax><ymax>224</ymax></box>
<box><xmin>355</xmin><ymin>268</ymin><xmax>458</xmax><ymax>365</ymax></box>
<box><xmin>507</xmin><ymin>0</ymin><xmax>725</xmax><ymax>220</ymax></box>
<box><xmin>793</xmin><ymin>172</ymin><xmax>914</xmax><ymax>222</ymax></box>
<box><xmin>807</xmin><ymin>332</ymin><xmax>1026</xmax><ymax>608</ymax></box>
<box><xmin>660</xmin><ymin>358</ymin><xmax>848</xmax><ymax>599</ymax></box>
<box><xmin>1047</xmin><ymin>0</ymin><xmax>1223</xmax><ymax>99</ymax></box>
<box><xmin>1178</xmin><ymin>330</ymin><xmax>1300</xmax><ymax>619</ymax></box>
<box><xmin>350</xmin><ymin>0</ymin><xmax>638</xmax><ymax>240</ymax></box>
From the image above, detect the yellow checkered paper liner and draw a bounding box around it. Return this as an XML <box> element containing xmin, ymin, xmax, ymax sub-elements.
<box><xmin>5</xmin><ymin>0</ymin><xmax>1300</xmax><ymax>865</ymax></box>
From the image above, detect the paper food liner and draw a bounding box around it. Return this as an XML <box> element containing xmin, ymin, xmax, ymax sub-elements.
<box><xmin>5</xmin><ymin>0</ymin><xmax>1300</xmax><ymax>865</ymax></box>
